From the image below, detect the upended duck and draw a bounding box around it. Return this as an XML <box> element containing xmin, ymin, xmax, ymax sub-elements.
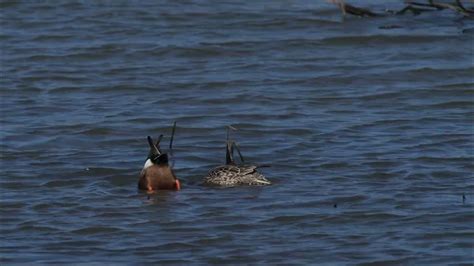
<box><xmin>138</xmin><ymin>122</ymin><xmax>181</xmax><ymax>192</ymax></box>
<box><xmin>203</xmin><ymin>127</ymin><xmax>271</xmax><ymax>187</ymax></box>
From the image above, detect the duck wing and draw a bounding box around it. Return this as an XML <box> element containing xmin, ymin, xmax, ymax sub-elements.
<box><xmin>238</xmin><ymin>165</ymin><xmax>271</xmax><ymax>185</ymax></box>
<box><xmin>204</xmin><ymin>165</ymin><xmax>271</xmax><ymax>186</ymax></box>
<box><xmin>204</xmin><ymin>165</ymin><xmax>241</xmax><ymax>186</ymax></box>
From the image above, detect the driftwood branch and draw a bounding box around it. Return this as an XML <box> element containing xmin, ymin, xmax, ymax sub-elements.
<box><xmin>408</xmin><ymin>0</ymin><xmax>473</xmax><ymax>16</ymax></box>
<box><xmin>454</xmin><ymin>0</ymin><xmax>474</xmax><ymax>13</ymax></box>
<box><xmin>396</xmin><ymin>5</ymin><xmax>436</xmax><ymax>15</ymax></box>
<box><xmin>344</xmin><ymin>3</ymin><xmax>380</xmax><ymax>17</ymax></box>
<box><xmin>328</xmin><ymin>0</ymin><xmax>381</xmax><ymax>17</ymax></box>
<box><xmin>328</xmin><ymin>0</ymin><xmax>474</xmax><ymax>18</ymax></box>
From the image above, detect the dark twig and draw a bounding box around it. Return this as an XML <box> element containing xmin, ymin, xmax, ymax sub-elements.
<box><xmin>397</xmin><ymin>5</ymin><xmax>435</xmax><ymax>15</ymax></box>
<box><xmin>155</xmin><ymin>134</ymin><xmax>164</xmax><ymax>149</ymax></box>
<box><xmin>169</xmin><ymin>121</ymin><xmax>176</xmax><ymax>151</ymax></box>
<box><xmin>407</xmin><ymin>0</ymin><xmax>443</xmax><ymax>9</ymax></box>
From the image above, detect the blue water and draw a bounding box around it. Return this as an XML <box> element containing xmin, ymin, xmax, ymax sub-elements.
<box><xmin>1</xmin><ymin>1</ymin><xmax>473</xmax><ymax>264</ymax></box>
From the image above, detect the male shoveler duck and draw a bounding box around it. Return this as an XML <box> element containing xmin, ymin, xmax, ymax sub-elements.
<box><xmin>138</xmin><ymin>122</ymin><xmax>181</xmax><ymax>192</ymax></box>
<box><xmin>203</xmin><ymin>126</ymin><xmax>271</xmax><ymax>187</ymax></box>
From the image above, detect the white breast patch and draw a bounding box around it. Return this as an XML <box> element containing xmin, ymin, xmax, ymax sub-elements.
<box><xmin>143</xmin><ymin>159</ymin><xmax>154</xmax><ymax>169</ymax></box>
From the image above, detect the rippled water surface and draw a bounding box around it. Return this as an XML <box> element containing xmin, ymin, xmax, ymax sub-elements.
<box><xmin>1</xmin><ymin>1</ymin><xmax>473</xmax><ymax>264</ymax></box>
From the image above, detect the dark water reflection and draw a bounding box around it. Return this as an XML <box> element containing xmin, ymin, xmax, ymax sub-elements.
<box><xmin>1</xmin><ymin>0</ymin><xmax>473</xmax><ymax>264</ymax></box>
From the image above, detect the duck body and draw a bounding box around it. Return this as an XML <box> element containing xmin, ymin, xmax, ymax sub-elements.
<box><xmin>138</xmin><ymin>128</ymin><xmax>181</xmax><ymax>192</ymax></box>
<box><xmin>139</xmin><ymin>157</ymin><xmax>180</xmax><ymax>191</ymax></box>
<box><xmin>203</xmin><ymin>126</ymin><xmax>271</xmax><ymax>187</ymax></box>
<box><xmin>203</xmin><ymin>164</ymin><xmax>270</xmax><ymax>187</ymax></box>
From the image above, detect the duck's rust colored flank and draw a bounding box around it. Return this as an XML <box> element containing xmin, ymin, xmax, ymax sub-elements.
<box><xmin>138</xmin><ymin>122</ymin><xmax>181</xmax><ymax>192</ymax></box>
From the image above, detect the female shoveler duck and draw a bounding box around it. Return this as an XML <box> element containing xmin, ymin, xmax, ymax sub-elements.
<box><xmin>138</xmin><ymin>122</ymin><xmax>181</xmax><ymax>192</ymax></box>
<box><xmin>203</xmin><ymin>126</ymin><xmax>271</xmax><ymax>187</ymax></box>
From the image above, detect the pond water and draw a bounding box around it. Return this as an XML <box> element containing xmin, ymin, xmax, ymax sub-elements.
<box><xmin>1</xmin><ymin>1</ymin><xmax>473</xmax><ymax>264</ymax></box>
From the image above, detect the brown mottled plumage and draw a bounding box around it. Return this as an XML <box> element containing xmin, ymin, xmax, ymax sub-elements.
<box><xmin>204</xmin><ymin>164</ymin><xmax>270</xmax><ymax>187</ymax></box>
<box><xmin>203</xmin><ymin>127</ymin><xmax>271</xmax><ymax>187</ymax></box>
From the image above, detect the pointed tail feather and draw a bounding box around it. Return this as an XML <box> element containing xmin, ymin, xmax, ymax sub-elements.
<box><xmin>147</xmin><ymin>136</ymin><xmax>160</xmax><ymax>155</ymax></box>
